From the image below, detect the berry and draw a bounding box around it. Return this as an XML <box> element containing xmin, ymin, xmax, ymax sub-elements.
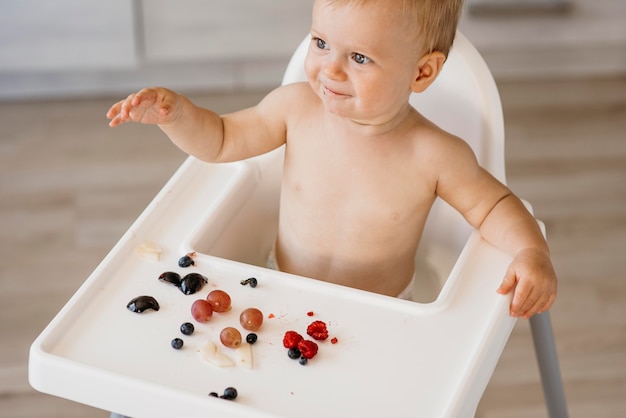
<box><xmin>178</xmin><ymin>253</ymin><xmax>195</xmax><ymax>268</ymax></box>
<box><xmin>206</xmin><ymin>290</ymin><xmax>231</xmax><ymax>313</ymax></box>
<box><xmin>287</xmin><ymin>347</ymin><xmax>301</xmax><ymax>359</ymax></box>
<box><xmin>220</xmin><ymin>327</ymin><xmax>242</xmax><ymax>348</ymax></box>
<box><xmin>221</xmin><ymin>387</ymin><xmax>238</xmax><ymax>400</ymax></box>
<box><xmin>171</xmin><ymin>338</ymin><xmax>183</xmax><ymax>349</ymax></box>
<box><xmin>240</xmin><ymin>277</ymin><xmax>258</xmax><ymax>288</ymax></box>
<box><xmin>306</xmin><ymin>320</ymin><xmax>329</xmax><ymax>341</ymax></box>
<box><xmin>282</xmin><ymin>331</ymin><xmax>304</xmax><ymax>349</ymax></box>
<box><xmin>180</xmin><ymin>322</ymin><xmax>195</xmax><ymax>336</ymax></box>
<box><xmin>297</xmin><ymin>340</ymin><xmax>319</xmax><ymax>359</ymax></box>
<box><xmin>240</xmin><ymin>307</ymin><xmax>263</xmax><ymax>331</ymax></box>
<box><xmin>191</xmin><ymin>299</ymin><xmax>213</xmax><ymax>322</ymax></box>
<box><xmin>246</xmin><ymin>333</ymin><xmax>258</xmax><ymax>344</ymax></box>
<box><xmin>298</xmin><ymin>356</ymin><xmax>308</xmax><ymax>365</ymax></box>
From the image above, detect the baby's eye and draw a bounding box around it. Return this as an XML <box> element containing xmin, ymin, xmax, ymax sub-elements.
<box><xmin>314</xmin><ymin>37</ymin><xmax>328</xmax><ymax>50</ymax></box>
<box><xmin>353</xmin><ymin>53</ymin><xmax>371</xmax><ymax>64</ymax></box>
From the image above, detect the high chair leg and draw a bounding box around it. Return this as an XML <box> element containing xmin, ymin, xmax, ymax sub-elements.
<box><xmin>529</xmin><ymin>311</ymin><xmax>569</xmax><ymax>418</ymax></box>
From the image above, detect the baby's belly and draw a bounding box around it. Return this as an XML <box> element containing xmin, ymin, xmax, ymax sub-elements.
<box><xmin>275</xmin><ymin>211</ymin><xmax>424</xmax><ymax>296</ymax></box>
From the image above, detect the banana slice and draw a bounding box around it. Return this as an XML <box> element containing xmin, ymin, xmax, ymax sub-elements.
<box><xmin>234</xmin><ymin>343</ymin><xmax>253</xmax><ymax>369</ymax></box>
<box><xmin>200</xmin><ymin>341</ymin><xmax>235</xmax><ymax>367</ymax></box>
<box><xmin>136</xmin><ymin>241</ymin><xmax>162</xmax><ymax>261</ymax></box>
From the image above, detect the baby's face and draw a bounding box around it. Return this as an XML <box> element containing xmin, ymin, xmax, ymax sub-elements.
<box><xmin>305</xmin><ymin>0</ymin><xmax>423</xmax><ymax>125</ymax></box>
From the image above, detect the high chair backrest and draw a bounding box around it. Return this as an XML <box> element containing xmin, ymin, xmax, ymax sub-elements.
<box><xmin>281</xmin><ymin>32</ymin><xmax>507</xmax><ymax>291</ymax></box>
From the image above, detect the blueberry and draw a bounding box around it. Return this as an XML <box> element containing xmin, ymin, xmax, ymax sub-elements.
<box><xmin>178</xmin><ymin>255</ymin><xmax>195</xmax><ymax>268</ymax></box>
<box><xmin>287</xmin><ymin>347</ymin><xmax>301</xmax><ymax>359</ymax></box>
<box><xmin>221</xmin><ymin>387</ymin><xmax>238</xmax><ymax>400</ymax></box>
<box><xmin>246</xmin><ymin>333</ymin><xmax>258</xmax><ymax>344</ymax></box>
<box><xmin>298</xmin><ymin>356</ymin><xmax>308</xmax><ymax>365</ymax></box>
<box><xmin>180</xmin><ymin>322</ymin><xmax>195</xmax><ymax>336</ymax></box>
<box><xmin>171</xmin><ymin>338</ymin><xmax>184</xmax><ymax>349</ymax></box>
<box><xmin>240</xmin><ymin>277</ymin><xmax>258</xmax><ymax>288</ymax></box>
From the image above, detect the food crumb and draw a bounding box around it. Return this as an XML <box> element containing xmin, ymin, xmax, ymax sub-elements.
<box><xmin>306</xmin><ymin>311</ymin><xmax>314</xmax><ymax>316</ymax></box>
<box><xmin>331</xmin><ymin>337</ymin><xmax>338</xmax><ymax>344</ymax></box>
<box><xmin>268</xmin><ymin>313</ymin><xmax>275</xmax><ymax>319</ymax></box>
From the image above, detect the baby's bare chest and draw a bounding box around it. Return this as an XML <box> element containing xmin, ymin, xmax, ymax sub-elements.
<box><xmin>282</xmin><ymin>127</ymin><xmax>435</xmax><ymax>226</ymax></box>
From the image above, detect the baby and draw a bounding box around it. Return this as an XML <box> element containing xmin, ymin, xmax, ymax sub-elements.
<box><xmin>107</xmin><ymin>0</ymin><xmax>557</xmax><ymax>319</ymax></box>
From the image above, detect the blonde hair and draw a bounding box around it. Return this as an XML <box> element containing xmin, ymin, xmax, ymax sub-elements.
<box><xmin>325</xmin><ymin>0</ymin><xmax>464</xmax><ymax>57</ymax></box>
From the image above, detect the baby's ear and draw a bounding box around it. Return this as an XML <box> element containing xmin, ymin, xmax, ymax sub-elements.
<box><xmin>411</xmin><ymin>52</ymin><xmax>446</xmax><ymax>93</ymax></box>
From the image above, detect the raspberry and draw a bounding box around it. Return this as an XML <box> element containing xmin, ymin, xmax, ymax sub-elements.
<box><xmin>297</xmin><ymin>340</ymin><xmax>319</xmax><ymax>359</ymax></box>
<box><xmin>306</xmin><ymin>320</ymin><xmax>329</xmax><ymax>341</ymax></box>
<box><xmin>283</xmin><ymin>331</ymin><xmax>304</xmax><ymax>349</ymax></box>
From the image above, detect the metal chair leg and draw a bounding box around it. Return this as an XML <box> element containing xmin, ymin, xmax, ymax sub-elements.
<box><xmin>529</xmin><ymin>311</ymin><xmax>569</xmax><ymax>418</ymax></box>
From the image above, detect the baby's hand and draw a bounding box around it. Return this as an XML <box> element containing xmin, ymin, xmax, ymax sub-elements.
<box><xmin>497</xmin><ymin>248</ymin><xmax>557</xmax><ymax>319</ymax></box>
<box><xmin>106</xmin><ymin>88</ymin><xmax>181</xmax><ymax>127</ymax></box>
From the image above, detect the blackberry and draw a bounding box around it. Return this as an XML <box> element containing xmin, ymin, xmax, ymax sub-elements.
<box><xmin>171</xmin><ymin>338</ymin><xmax>184</xmax><ymax>349</ymax></box>
<box><xmin>180</xmin><ymin>322</ymin><xmax>195</xmax><ymax>336</ymax></box>
<box><xmin>246</xmin><ymin>333</ymin><xmax>258</xmax><ymax>344</ymax></box>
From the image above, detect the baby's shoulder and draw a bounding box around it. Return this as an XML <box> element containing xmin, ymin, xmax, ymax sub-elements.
<box><xmin>258</xmin><ymin>82</ymin><xmax>319</xmax><ymax>116</ymax></box>
<box><xmin>409</xmin><ymin>112</ymin><xmax>477</xmax><ymax>162</ymax></box>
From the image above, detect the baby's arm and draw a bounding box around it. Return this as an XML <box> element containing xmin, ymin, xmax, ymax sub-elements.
<box><xmin>106</xmin><ymin>86</ymin><xmax>292</xmax><ymax>162</ymax></box>
<box><xmin>435</xmin><ymin>135</ymin><xmax>557</xmax><ymax>319</ymax></box>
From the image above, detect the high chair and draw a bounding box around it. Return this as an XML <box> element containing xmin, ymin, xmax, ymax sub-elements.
<box><xmin>29</xmin><ymin>32</ymin><xmax>567</xmax><ymax>417</ymax></box>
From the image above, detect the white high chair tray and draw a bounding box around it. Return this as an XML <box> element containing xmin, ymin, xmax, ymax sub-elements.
<box><xmin>29</xmin><ymin>158</ymin><xmax>516</xmax><ymax>418</ymax></box>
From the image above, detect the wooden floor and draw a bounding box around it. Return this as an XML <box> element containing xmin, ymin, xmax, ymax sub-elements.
<box><xmin>1</xmin><ymin>76</ymin><xmax>625</xmax><ymax>417</ymax></box>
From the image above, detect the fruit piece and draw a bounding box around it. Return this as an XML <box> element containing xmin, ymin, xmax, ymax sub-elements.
<box><xmin>206</xmin><ymin>290</ymin><xmax>232</xmax><ymax>313</ymax></box>
<box><xmin>136</xmin><ymin>241</ymin><xmax>162</xmax><ymax>261</ymax></box>
<box><xmin>297</xmin><ymin>340</ymin><xmax>319</xmax><ymax>359</ymax></box>
<box><xmin>208</xmin><ymin>392</ymin><xmax>219</xmax><ymax>398</ymax></box>
<box><xmin>221</xmin><ymin>387</ymin><xmax>238</xmax><ymax>400</ymax></box>
<box><xmin>240</xmin><ymin>308</ymin><xmax>263</xmax><ymax>331</ymax></box>
<box><xmin>180</xmin><ymin>273</ymin><xmax>208</xmax><ymax>295</ymax></box>
<box><xmin>287</xmin><ymin>347</ymin><xmax>301</xmax><ymax>359</ymax></box>
<box><xmin>282</xmin><ymin>331</ymin><xmax>304</xmax><ymax>349</ymax></box>
<box><xmin>306</xmin><ymin>320</ymin><xmax>329</xmax><ymax>341</ymax></box>
<box><xmin>180</xmin><ymin>322</ymin><xmax>195</xmax><ymax>336</ymax></box>
<box><xmin>307</xmin><ymin>311</ymin><xmax>315</xmax><ymax>316</ymax></box>
<box><xmin>331</xmin><ymin>337</ymin><xmax>338</xmax><ymax>344</ymax></box>
<box><xmin>220</xmin><ymin>327</ymin><xmax>242</xmax><ymax>349</ymax></box>
<box><xmin>158</xmin><ymin>271</ymin><xmax>181</xmax><ymax>287</ymax></box>
<box><xmin>234</xmin><ymin>342</ymin><xmax>253</xmax><ymax>369</ymax></box>
<box><xmin>191</xmin><ymin>299</ymin><xmax>213</xmax><ymax>322</ymax></box>
<box><xmin>298</xmin><ymin>356</ymin><xmax>308</xmax><ymax>365</ymax></box>
<box><xmin>126</xmin><ymin>295</ymin><xmax>160</xmax><ymax>313</ymax></box>
<box><xmin>200</xmin><ymin>341</ymin><xmax>235</xmax><ymax>367</ymax></box>
<box><xmin>246</xmin><ymin>333</ymin><xmax>258</xmax><ymax>344</ymax></box>
<box><xmin>171</xmin><ymin>338</ymin><xmax>184</xmax><ymax>349</ymax></box>
<box><xmin>178</xmin><ymin>252</ymin><xmax>196</xmax><ymax>267</ymax></box>
<box><xmin>240</xmin><ymin>277</ymin><xmax>258</xmax><ymax>288</ymax></box>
